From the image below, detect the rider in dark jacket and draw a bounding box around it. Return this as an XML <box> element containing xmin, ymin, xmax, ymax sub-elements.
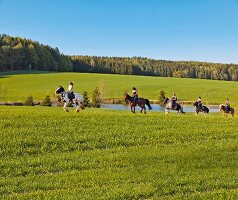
<box><xmin>197</xmin><ymin>96</ymin><xmax>202</xmax><ymax>110</ymax></box>
<box><xmin>132</xmin><ymin>87</ymin><xmax>138</xmax><ymax>103</ymax></box>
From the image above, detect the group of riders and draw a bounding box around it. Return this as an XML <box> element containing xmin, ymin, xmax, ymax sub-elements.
<box><xmin>131</xmin><ymin>88</ymin><xmax>232</xmax><ymax>113</ymax></box>
<box><xmin>62</xmin><ymin>82</ymin><xmax>232</xmax><ymax>113</ymax></box>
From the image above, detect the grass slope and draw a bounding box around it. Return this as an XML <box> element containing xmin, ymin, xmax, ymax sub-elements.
<box><xmin>1</xmin><ymin>106</ymin><xmax>238</xmax><ymax>199</ymax></box>
<box><xmin>0</xmin><ymin>71</ymin><xmax>238</xmax><ymax>104</ymax></box>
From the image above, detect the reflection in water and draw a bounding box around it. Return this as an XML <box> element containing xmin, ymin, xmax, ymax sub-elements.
<box><xmin>101</xmin><ymin>104</ymin><xmax>220</xmax><ymax>113</ymax></box>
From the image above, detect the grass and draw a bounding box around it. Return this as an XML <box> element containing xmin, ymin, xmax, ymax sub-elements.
<box><xmin>0</xmin><ymin>70</ymin><xmax>238</xmax><ymax>104</ymax></box>
<box><xmin>1</xmin><ymin>106</ymin><xmax>238</xmax><ymax>199</ymax></box>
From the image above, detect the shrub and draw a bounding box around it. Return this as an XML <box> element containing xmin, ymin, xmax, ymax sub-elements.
<box><xmin>91</xmin><ymin>87</ymin><xmax>101</xmax><ymax>108</ymax></box>
<box><xmin>158</xmin><ymin>90</ymin><xmax>166</xmax><ymax>104</ymax></box>
<box><xmin>41</xmin><ymin>95</ymin><xmax>52</xmax><ymax>106</ymax></box>
<box><xmin>24</xmin><ymin>96</ymin><xmax>34</xmax><ymax>106</ymax></box>
<box><xmin>82</xmin><ymin>91</ymin><xmax>90</xmax><ymax>107</ymax></box>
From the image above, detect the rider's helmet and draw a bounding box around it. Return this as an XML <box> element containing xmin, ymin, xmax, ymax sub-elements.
<box><xmin>132</xmin><ymin>87</ymin><xmax>136</xmax><ymax>90</ymax></box>
<box><xmin>69</xmin><ymin>81</ymin><xmax>74</xmax><ymax>85</ymax></box>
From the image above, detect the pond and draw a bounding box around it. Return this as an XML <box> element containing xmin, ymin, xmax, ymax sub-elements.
<box><xmin>101</xmin><ymin>104</ymin><xmax>220</xmax><ymax>113</ymax></box>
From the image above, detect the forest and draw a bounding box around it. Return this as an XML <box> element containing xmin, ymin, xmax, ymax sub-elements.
<box><xmin>1</xmin><ymin>34</ymin><xmax>238</xmax><ymax>81</ymax></box>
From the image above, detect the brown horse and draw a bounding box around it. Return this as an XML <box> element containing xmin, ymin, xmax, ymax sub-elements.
<box><xmin>219</xmin><ymin>104</ymin><xmax>235</xmax><ymax>117</ymax></box>
<box><xmin>124</xmin><ymin>93</ymin><xmax>152</xmax><ymax>114</ymax></box>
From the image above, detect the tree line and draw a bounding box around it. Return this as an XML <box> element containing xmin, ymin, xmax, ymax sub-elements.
<box><xmin>1</xmin><ymin>34</ymin><xmax>238</xmax><ymax>81</ymax></box>
<box><xmin>0</xmin><ymin>34</ymin><xmax>72</xmax><ymax>72</ymax></box>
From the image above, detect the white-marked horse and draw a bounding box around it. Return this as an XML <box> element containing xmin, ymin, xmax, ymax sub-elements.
<box><xmin>55</xmin><ymin>86</ymin><xmax>84</xmax><ymax>112</ymax></box>
<box><xmin>164</xmin><ymin>97</ymin><xmax>185</xmax><ymax>115</ymax></box>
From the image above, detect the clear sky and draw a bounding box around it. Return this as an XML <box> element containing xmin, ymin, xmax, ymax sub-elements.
<box><xmin>0</xmin><ymin>0</ymin><xmax>238</xmax><ymax>64</ymax></box>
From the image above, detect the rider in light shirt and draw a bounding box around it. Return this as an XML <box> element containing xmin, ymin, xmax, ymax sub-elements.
<box><xmin>67</xmin><ymin>81</ymin><xmax>75</xmax><ymax>101</ymax></box>
<box><xmin>171</xmin><ymin>93</ymin><xmax>177</xmax><ymax>109</ymax></box>
<box><xmin>225</xmin><ymin>98</ymin><xmax>230</xmax><ymax>111</ymax></box>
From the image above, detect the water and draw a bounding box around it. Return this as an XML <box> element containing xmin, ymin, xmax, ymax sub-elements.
<box><xmin>101</xmin><ymin>104</ymin><xmax>220</xmax><ymax>113</ymax></box>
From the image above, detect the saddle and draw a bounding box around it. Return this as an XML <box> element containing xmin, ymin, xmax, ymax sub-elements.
<box><xmin>226</xmin><ymin>105</ymin><xmax>231</xmax><ymax>112</ymax></box>
<box><xmin>68</xmin><ymin>92</ymin><xmax>75</xmax><ymax>101</ymax></box>
<box><xmin>172</xmin><ymin>102</ymin><xmax>177</xmax><ymax>109</ymax></box>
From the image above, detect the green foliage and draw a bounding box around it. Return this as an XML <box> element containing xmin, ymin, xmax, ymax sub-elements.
<box><xmin>40</xmin><ymin>95</ymin><xmax>51</xmax><ymax>106</ymax></box>
<box><xmin>70</xmin><ymin>55</ymin><xmax>238</xmax><ymax>81</ymax></box>
<box><xmin>24</xmin><ymin>95</ymin><xmax>34</xmax><ymax>106</ymax></box>
<box><xmin>91</xmin><ymin>87</ymin><xmax>101</xmax><ymax>108</ymax></box>
<box><xmin>82</xmin><ymin>91</ymin><xmax>90</xmax><ymax>107</ymax></box>
<box><xmin>1</xmin><ymin>107</ymin><xmax>238</xmax><ymax>199</ymax></box>
<box><xmin>0</xmin><ymin>34</ymin><xmax>72</xmax><ymax>72</ymax></box>
<box><xmin>1</xmin><ymin>35</ymin><xmax>238</xmax><ymax>81</ymax></box>
<box><xmin>158</xmin><ymin>90</ymin><xmax>166</xmax><ymax>104</ymax></box>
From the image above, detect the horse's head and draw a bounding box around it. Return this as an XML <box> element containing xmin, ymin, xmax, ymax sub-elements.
<box><xmin>124</xmin><ymin>93</ymin><xmax>129</xmax><ymax>101</ymax></box>
<box><xmin>55</xmin><ymin>86</ymin><xmax>65</xmax><ymax>94</ymax></box>
<box><xmin>163</xmin><ymin>97</ymin><xmax>169</xmax><ymax>105</ymax></box>
<box><xmin>193</xmin><ymin>101</ymin><xmax>198</xmax><ymax>107</ymax></box>
<box><xmin>219</xmin><ymin>104</ymin><xmax>225</xmax><ymax>111</ymax></box>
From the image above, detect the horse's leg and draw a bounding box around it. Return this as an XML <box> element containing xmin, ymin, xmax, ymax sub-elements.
<box><xmin>144</xmin><ymin>105</ymin><xmax>146</xmax><ymax>114</ymax></box>
<box><xmin>75</xmin><ymin>102</ymin><xmax>80</xmax><ymax>113</ymax></box>
<box><xmin>63</xmin><ymin>102</ymin><xmax>69</xmax><ymax>112</ymax></box>
<box><xmin>131</xmin><ymin>105</ymin><xmax>135</xmax><ymax>113</ymax></box>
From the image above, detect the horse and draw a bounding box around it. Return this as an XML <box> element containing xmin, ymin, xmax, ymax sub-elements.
<box><xmin>219</xmin><ymin>104</ymin><xmax>235</xmax><ymax>117</ymax></box>
<box><xmin>124</xmin><ymin>93</ymin><xmax>152</xmax><ymax>114</ymax></box>
<box><xmin>55</xmin><ymin>86</ymin><xmax>84</xmax><ymax>112</ymax></box>
<box><xmin>193</xmin><ymin>101</ymin><xmax>209</xmax><ymax>115</ymax></box>
<box><xmin>163</xmin><ymin>97</ymin><xmax>185</xmax><ymax>114</ymax></box>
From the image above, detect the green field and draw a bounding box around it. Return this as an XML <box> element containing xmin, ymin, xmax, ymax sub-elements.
<box><xmin>1</xmin><ymin>71</ymin><xmax>238</xmax><ymax>104</ymax></box>
<box><xmin>1</xmin><ymin>106</ymin><xmax>238</xmax><ymax>199</ymax></box>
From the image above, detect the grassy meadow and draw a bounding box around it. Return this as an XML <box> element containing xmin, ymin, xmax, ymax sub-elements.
<box><xmin>1</xmin><ymin>71</ymin><xmax>238</xmax><ymax>199</ymax></box>
<box><xmin>0</xmin><ymin>106</ymin><xmax>238</xmax><ymax>199</ymax></box>
<box><xmin>1</xmin><ymin>70</ymin><xmax>238</xmax><ymax>104</ymax></box>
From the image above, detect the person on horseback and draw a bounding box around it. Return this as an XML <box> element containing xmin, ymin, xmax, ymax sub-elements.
<box><xmin>225</xmin><ymin>98</ymin><xmax>230</xmax><ymax>112</ymax></box>
<box><xmin>171</xmin><ymin>93</ymin><xmax>177</xmax><ymax>109</ymax></box>
<box><xmin>67</xmin><ymin>81</ymin><xmax>75</xmax><ymax>101</ymax></box>
<box><xmin>197</xmin><ymin>96</ymin><xmax>202</xmax><ymax>110</ymax></box>
<box><xmin>132</xmin><ymin>87</ymin><xmax>138</xmax><ymax>103</ymax></box>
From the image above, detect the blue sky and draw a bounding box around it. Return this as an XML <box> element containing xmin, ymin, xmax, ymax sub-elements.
<box><xmin>0</xmin><ymin>0</ymin><xmax>238</xmax><ymax>63</ymax></box>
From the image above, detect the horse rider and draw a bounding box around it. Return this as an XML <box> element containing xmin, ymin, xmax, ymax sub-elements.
<box><xmin>197</xmin><ymin>96</ymin><xmax>202</xmax><ymax>110</ymax></box>
<box><xmin>225</xmin><ymin>98</ymin><xmax>230</xmax><ymax>112</ymax></box>
<box><xmin>67</xmin><ymin>81</ymin><xmax>75</xmax><ymax>101</ymax></box>
<box><xmin>171</xmin><ymin>93</ymin><xmax>177</xmax><ymax>109</ymax></box>
<box><xmin>132</xmin><ymin>87</ymin><xmax>138</xmax><ymax>103</ymax></box>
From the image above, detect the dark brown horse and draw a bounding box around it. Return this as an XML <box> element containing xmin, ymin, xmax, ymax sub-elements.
<box><xmin>193</xmin><ymin>101</ymin><xmax>209</xmax><ymax>116</ymax></box>
<box><xmin>219</xmin><ymin>104</ymin><xmax>235</xmax><ymax>117</ymax></box>
<box><xmin>124</xmin><ymin>93</ymin><xmax>152</xmax><ymax>114</ymax></box>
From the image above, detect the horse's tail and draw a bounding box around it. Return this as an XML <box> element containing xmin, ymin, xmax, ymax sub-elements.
<box><xmin>207</xmin><ymin>107</ymin><xmax>209</xmax><ymax>113</ymax></box>
<box><xmin>180</xmin><ymin>106</ymin><xmax>185</xmax><ymax>114</ymax></box>
<box><xmin>145</xmin><ymin>99</ymin><xmax>152</xmax><ymax>110</ymax></box>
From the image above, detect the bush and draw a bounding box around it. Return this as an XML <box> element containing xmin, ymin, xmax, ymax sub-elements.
<box><xmin>41</xmin><ymin>95</ymin><xmax>51</xmax><ymax>106</ymax></box>
<box><xmin>82</xmin><ymin>91</ymin><xmax>90</xmax><ymax>107</ymax></box>
<box><xmin>158</xmin><ymin>90</ymin><xmax>166</xmax><ymax>104</ymax></box>
<box><xmin>91</xmin><ymin>87</ymin><xmax>101</xmax><ymax>108</ymax></box>
<box><xmin>24</xmin><ymin>96</ymin><xmax>34</xmax><ymax>106</ymax></box>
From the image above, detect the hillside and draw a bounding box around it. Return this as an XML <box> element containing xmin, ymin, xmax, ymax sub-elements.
<box><xmin>0</xmin><ymin>71</ymin><xmax>238</xmax><ymax>104</ymax></box>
